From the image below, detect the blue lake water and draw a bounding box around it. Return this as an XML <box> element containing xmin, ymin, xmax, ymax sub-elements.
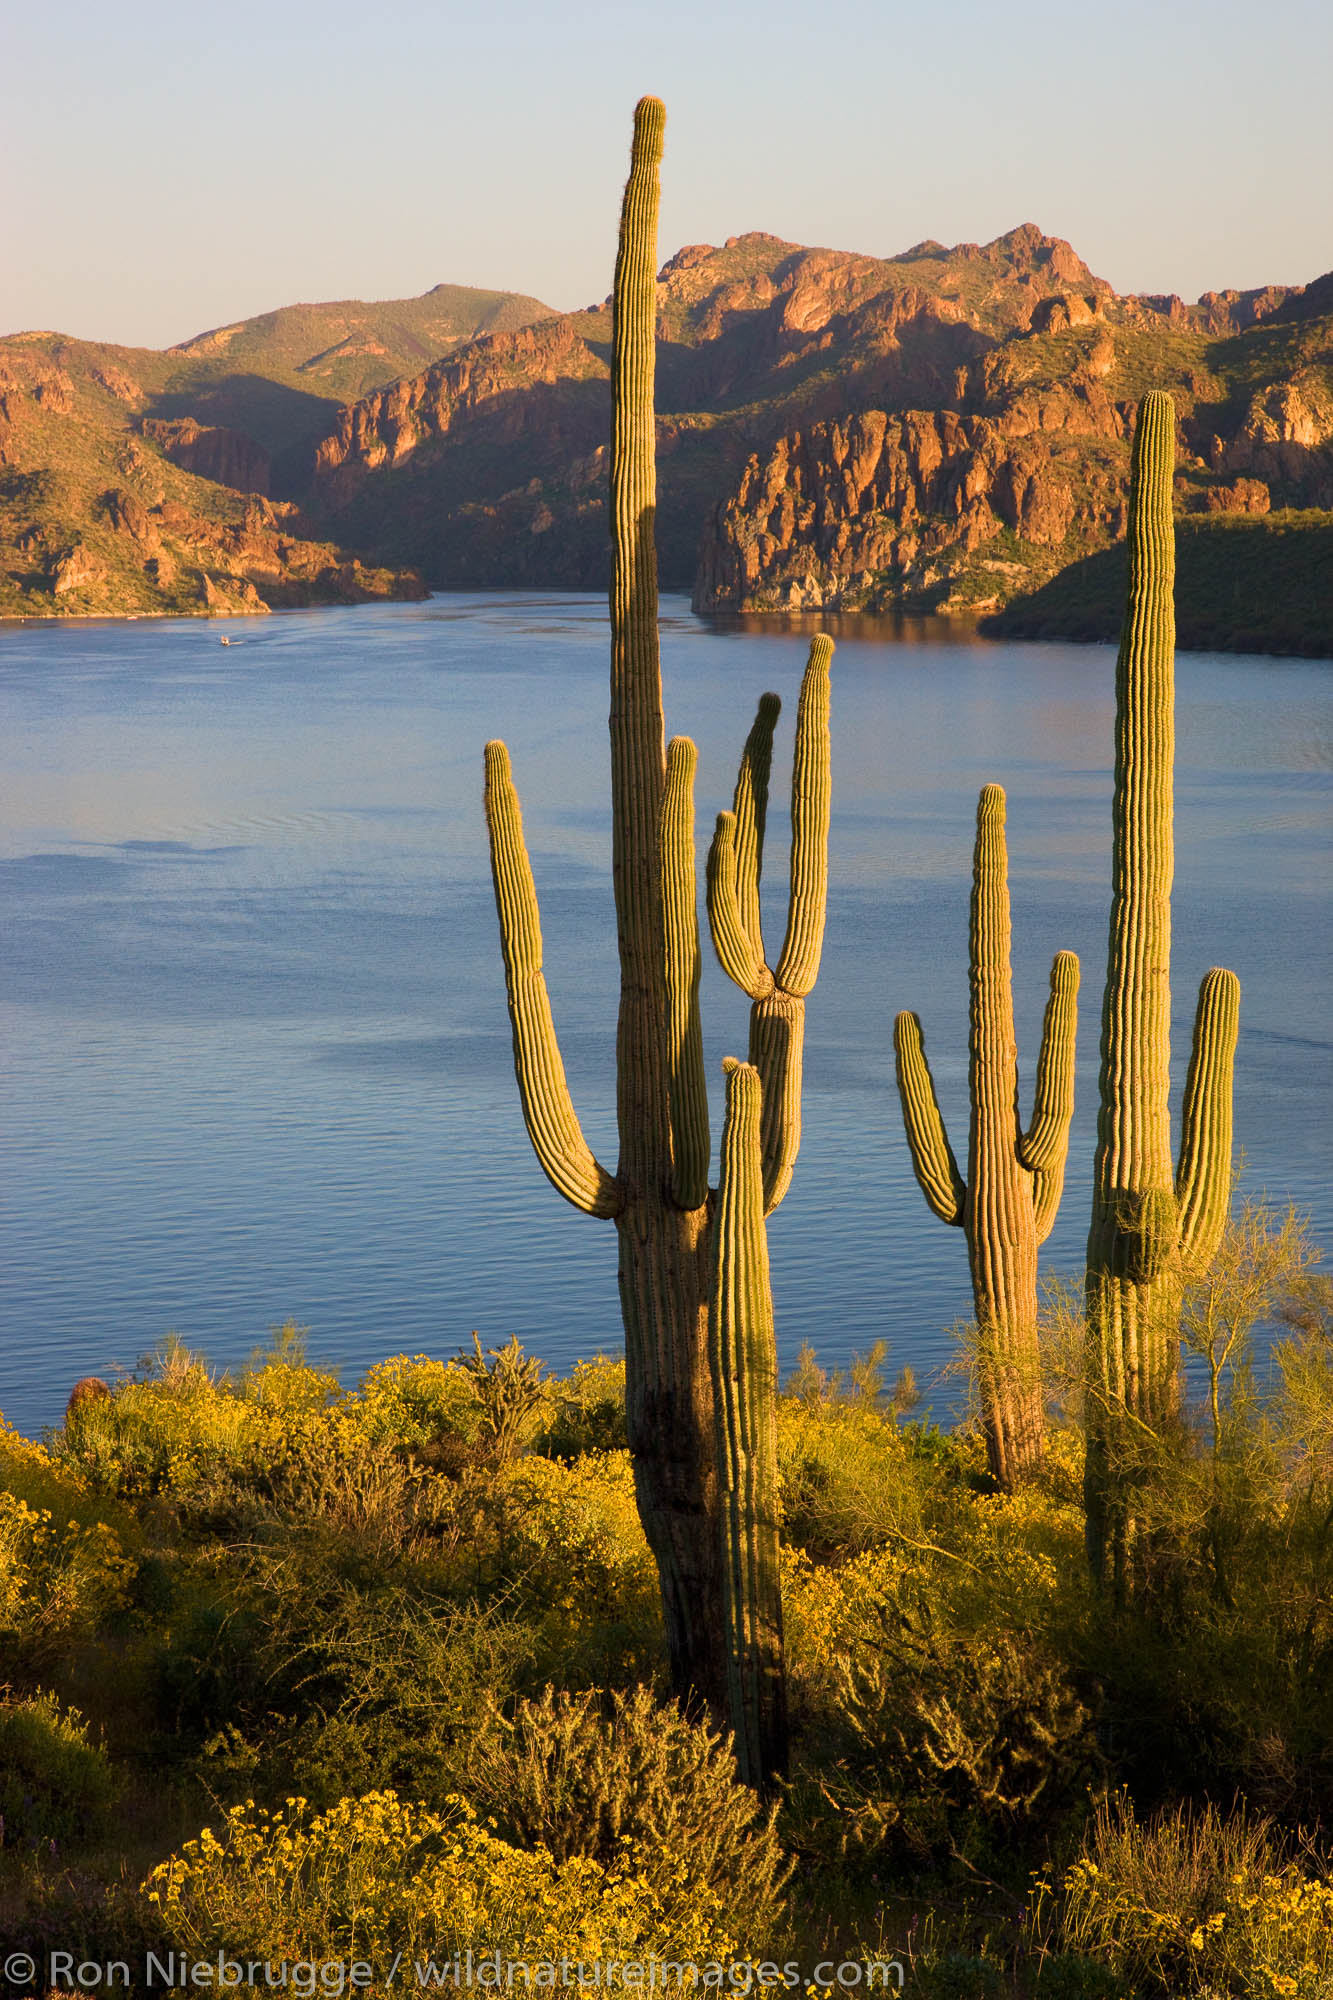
<box><xmin>2</xmin><ymin>593</ymin><xmax>1330</xmax><ymax>1438</ymax></box>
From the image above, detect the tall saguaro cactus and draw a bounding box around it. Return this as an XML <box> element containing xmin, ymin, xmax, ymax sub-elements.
<box><xmin>1084</xmin><ymin>390</ymin><xmax>1241</xmax><ymax>1584</ymax></box>
<box><xmin>483</xmin><ymin>98</ymin><xmax>830</xmax><ymax>1751</ymax></box>
<box><xmin>711</xmin><ymin>1058</ymin><xmax>786</xmax><ymax>1787</ymax></box>
<box><xmin>894</xmin><ymin>786</ymin><xmax>1079</xmax><ymax>1486</ymax></box>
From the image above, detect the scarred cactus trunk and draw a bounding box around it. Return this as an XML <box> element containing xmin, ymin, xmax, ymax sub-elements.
<box><xmin>1084</xmin><ymin>391</ymin><xmax>1241</xmax><ymax>1588</ymax></box>
<box><xmin>483</xmin><ymin>101</ymin><xmax>830</xmax><ymax>1758</ymax></box>
<box><xmin>895</xmin><ymin>787</ymin><xmax>1079</xmax><ymax>1487</ymax></box>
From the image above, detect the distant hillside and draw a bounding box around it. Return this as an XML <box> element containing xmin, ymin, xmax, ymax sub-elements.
<box><xmin>0</xmin><ymin>281</ymin><xmax>552</xmax><ymax>618</ymax></box>
<box><xmin>4</xmin><ymin>248</ymin><xmax>1330</xmax><ymax>653</ymax></box>
<box><xmin>302</xmin><ymin>231</ymin><xmax>1333</xmax><ymax>657</ymax></box>
<box><xmin>0</xmin><ymin>344</ymin><xmax>425</xmax><ymax>618</ymax></box>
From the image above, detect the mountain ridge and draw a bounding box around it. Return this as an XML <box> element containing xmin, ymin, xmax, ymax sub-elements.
<box><xmin>3</xmin><ymin>238</ymin><xmax>1329</xmax><ymax>651</ymax></box>
<box><xmin>0</xmin><ymin>279</ymin><xmax>553</xmax><ymax>618</ymax></box>
<box><xmin>296</xmin><ymin>226</ymin><xmax>1332</xmax><ymax>654</ymax></box>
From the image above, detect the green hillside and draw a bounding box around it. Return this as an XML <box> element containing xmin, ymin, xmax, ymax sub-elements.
<box><xmin>2</xmin><ymin>280</ymin><xmax>555</xmax><ymax>489</ymax></box>
<box><xmin>983</xmin><ymin>510</ymin><xmax>1333</xmax><ymax>656</ymax></box>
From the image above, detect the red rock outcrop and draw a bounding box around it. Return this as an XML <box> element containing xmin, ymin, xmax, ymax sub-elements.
<box><xmin>693</xmin><ymin>405</ymin><xmax>1133</xmax><ymax>613</ymax></box>
<box><xmin>140</xmin><ymin>417</ymin><xmax>271</xmax><ymax>495</ymax></box>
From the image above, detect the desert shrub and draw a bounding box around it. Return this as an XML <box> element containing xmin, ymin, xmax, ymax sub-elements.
<box><xmin>472</xmin><ymin>1451</ymin><xmax>660</xmax><ymax>1680</ymax></box>
<box><xmin>235</xmin><ymin>1321</ymin><xmax>341</xmax><ymax>1412</ymax></box>
<box><xmin>54</xmin><ymin>1339</ymin><xmax>287</xmax><ymax>1505</ymax></box>
<box><xmin>0</xmin><ymin>1689</ymin><xmax>121</xmax><ymax>1847</ymax></box>
<box><xmin>777</xmin><ymin>1395</ymin><xmax>940</xmax><ymax>1558</ymax></box>
<box><xmin>0</xmin><ymin>1489</ymin><xmax>136</xmax><ymax>1677</ymax></box>
<box><xmin>353</xmin><ymin>1351</ymin><xmax>494</xmax><ymax>1475</ymax></box>
<box><xmin>465</xmin><ymin>1684</ymin><xmax>791</xmax><ymax>1941</ymax></box>
<box><xmin>536</xmin><ymin>1356</ymin><xmax>628</xmax><ymax>1460</ymax></box>
<box><xmin>146</xmin><ymin>1790</ymin><xmax>737</xmax><ymax>1961</ymax></box>
<box><xmin>785</xmin><ymin>1539</ymin><xmax>1095</xmax><ymax>1867</ymax></box>
<box><xmin>245</xmin><ymin>1412</ymin><xmax>436</xmax><ymax>1560</ymax></box>
<box><xmin>153</xmin><ymin>1535</ymin><xmax>539</xmax><ymax>1787</ymax></box>
<box><xmin>1055</xmin><ymin>1793</ymin><xmax>1333</xmax><ymax>1997</ymax></box>
<box><xmin>824</xmin><ymin>1605</ymin><xmax>1096</xmax><ymax>1865</ymax></box>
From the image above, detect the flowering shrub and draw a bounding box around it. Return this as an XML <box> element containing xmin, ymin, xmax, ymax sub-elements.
<box><xmin>0</xmin><ymin>1489</ymin><xmax>136</xmax><ymax>1659</ymax></box>
<box><xmin>146</xmin><ymin>1791</ymin><xmax>736</xmax><ymax>1961</ymax></box>
<box><xmin>1056</xmin><ymin>1795</ymin><xmax>1333</xmax><ymax>1996</ymax></box>
<box><xmin>484</xmin><ymin>1451</ymin><xmax>660</xmax><ymax>1674</ymax></box>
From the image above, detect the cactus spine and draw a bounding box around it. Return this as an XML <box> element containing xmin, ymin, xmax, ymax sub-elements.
<box><xmin>895</xmin><ymin>787</ymin><xmax>1079</xmax><ymax>1487</ymax></box>
<box><xmin>1084</xmin><ymin>390</ymin><xmax>1241</xmax><ymax>1585</ymax></box>
<box><xmin>483</xmin><ymin>100</ymin><xmax>829</xmax><ymax>1755</ymax></box>
<box><xmin>711</xmin><ymin>1058</ymin><xmax>786</xmax><ymax>1787</ymax></box>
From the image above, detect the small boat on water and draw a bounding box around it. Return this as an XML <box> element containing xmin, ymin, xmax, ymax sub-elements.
<box><xmin>219</xmin><ymin>635</ymin><xmax>232</xmax><ymax>645</ymax></box>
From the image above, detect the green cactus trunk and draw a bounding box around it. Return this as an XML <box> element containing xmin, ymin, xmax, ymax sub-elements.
<box><xmin>895</xmin><ymin>788</ymin><xmax>1079</xmax><ymax>1488</ymax></box>
<box><xmin>483</xmin><ymin>100</ymin><xmax>831</xmax><ymax>1741</ymax></box>
<box><xmin>711</xmin><ymin>1059</ymin><xmax>787</xmax><ymax>1787</ymax></box>
<box><xmin>1084</xmin><ymin>391</ymin><xmax>1241</xmax><ymax>1588</ymax></box>
<box><xmin>603</xmin><ymin>94</ymin><xmax>723</xmax><ymax>1708</ymax></box>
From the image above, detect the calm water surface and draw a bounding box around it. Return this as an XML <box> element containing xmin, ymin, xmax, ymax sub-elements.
<box><xmin>2</xmin><ymin>594</ymin><xmax>1329</xmax><ymax>1435</ymax></box>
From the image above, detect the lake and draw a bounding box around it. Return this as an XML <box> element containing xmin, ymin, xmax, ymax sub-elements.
<box><xmin>2</xmin><ymin>593</ymin><xmax>1329</xmax><ymax>1438</ymax></box>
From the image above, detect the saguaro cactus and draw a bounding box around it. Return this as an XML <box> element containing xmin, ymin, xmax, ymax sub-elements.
<box><xmin>711</xmin><ymin>1058</ymin><xmax>786</xmax><ymax>1787</ymax></box>
<box><xmin>894</xmin><ymin>785</ymin><xmax>1079</xmax><ymax>1486</ymax></box>
<box><xmin>483</xmin><ymin>98</ymin><xmax>830</xmax><ymax>1751</ymax></box>
<box><xmin>1084</xmin><ymin>389</ymin><xmax>1241</xmax><ymax>1584</ymax></box>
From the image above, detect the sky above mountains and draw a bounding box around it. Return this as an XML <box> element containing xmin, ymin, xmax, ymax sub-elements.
<box><xmin>7</xmin><ymin>0</ymin><xmax>1331</xmax><ymax>351</ymax></box>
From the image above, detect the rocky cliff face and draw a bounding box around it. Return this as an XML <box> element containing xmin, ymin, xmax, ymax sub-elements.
<box><xmin>693</xmin><ymin>403</ymin><xmax>1131</xmax><ymax>614</ymax></box>
<box><xmin>303</xmin><ymin>226</ymin><xmax>1125</xmax><ymax>588</ymax></box>
<box><xmin>140</xmin><ymin>417</ymin><xmax>272</xmax><ymax>495</ymax></box>
<box><xmin>693</xmin><ymin>272</ymin><xmax>1333</xmax><ymax>619</ymax></box>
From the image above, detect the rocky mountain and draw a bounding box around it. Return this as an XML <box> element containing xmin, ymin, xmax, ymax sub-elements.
<box><xmin>695</xmin><ymin>276</ymin><xmax>1333</xmax><ymax>626</ymax></box>
<box><xmin>5</xmin><ymin>243</ymin><xmax>1330</xmax><ymax>649</ymax></box>
<box><xmin>305</xmin><ymin>227</ymin><xmax>1116</xmax><ymax>583</ymax></box>
<box><xmin>0</xmin><ymin>344</ymin><xmax>425</xmax><ymax>618</ymax></box>
<box><xmin>0</xmin><ymin>280</ymin><xmax>551</xmax><ymax>618</ymax></box>
<box><xmin>303</xmin><ymin>233</ymin><xmax>1333</xmax><ymax>653</ymax></box>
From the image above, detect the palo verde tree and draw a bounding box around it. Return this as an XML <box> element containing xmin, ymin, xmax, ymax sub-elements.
<box><xmin>1084</xmin><ymin>389</ymin><xmax>1241</xmax><ymax>1588</ymax></box>
<box><xmin>895</xmin><ymin>785</ymin><xmax>1079</xmax><ymax>1486</ymax></box>
<box><xmin>483</xmin><ymin>98</ymin><xmax>830</xmax><ymax>1773</ymax></box>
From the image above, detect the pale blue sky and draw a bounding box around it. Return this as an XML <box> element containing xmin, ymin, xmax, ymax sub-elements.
<box><xmin>6</xmin><ymin>0</ymin><xmax>1331</xmax><ymax>350</ymax></box>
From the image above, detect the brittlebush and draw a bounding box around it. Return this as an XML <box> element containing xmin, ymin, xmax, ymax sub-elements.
<box><xmin>146</xmin><ymin>1791</ymin><xmax>735</xmax><ymax>1966</ymax></box>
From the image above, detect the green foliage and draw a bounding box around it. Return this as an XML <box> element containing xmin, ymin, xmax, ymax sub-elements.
<box><xmin>465</xmin><ymin>1684</ymin><xmax>791</xmax><ymax>1940</ymax></box>
<box><xmin>3</xmin><ymin>1272</ymin><xmax>1332</xmax><ymax>1988</ymax></box>
<box><xmin>805</xmin><ymin>1586</ymin><xmax>1097</xmax><ymax>1868</ymax></box>
<box><xmin>535</xmin><ymin>1355</ymin><xmax>628</xmax><ymax>1460</ymax></box>
<box><xmin>0</xmin><ymin>1689</ymin><xmax>121</xmax><ymax>1848</ymax></box>
<box><xmin>1052</xmin><ymin>1793</ymin><xmax>1333</xmax><ymax>1998</ymax></box>
<box><xmin>985</xmin><ymin>509</ymin><xmax>1333</xmax><ymax>657</ymax></box>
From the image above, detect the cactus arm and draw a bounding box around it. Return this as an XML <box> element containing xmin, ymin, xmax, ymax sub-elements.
<box><xmin>748</xmin><ymin>990</ymin><xmax>803</xmax><ymax>1216</ymax></box>
<box><xmin>710</xmin><ymin>1057</ymin><xmax>787</xmax><ymax>1788</ymax></box>
<box><xmin>1175</xmin><ymin>967</ymin><xmax>1241</xmax><ymax>1270</ymax></box>
<box><xmin>661</xmin><ymin>736</ymin><xmax>710</xmax><ymax>1210</ymax></box>
<box><xmin>484</xmin><ymin>740</ymin><xmax>622</xmax><ymax>1218</ymax></box>
<box><xmin>773</xmin><ymin>635</ymin><xmax>834</xmax><ymax>998</ymax></box>
<box><xmin>731</xmin><ymin>691</ymin><xmax>781</xmax><ymax>962</ymax></box>
<box><xmin>707</xmin><ymin>812</ymin><xmax>773</xmax><ymax>998</ymax></box>
<box><xmin>1019</xmin><ymin>950</ymin><xmax>1080</xmax><ymax>1243</ymax></box>
<box><xmin>894</xmin><ymin>1011</ymin><xmax>966</xmax><ymax>1226</ymax></box>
